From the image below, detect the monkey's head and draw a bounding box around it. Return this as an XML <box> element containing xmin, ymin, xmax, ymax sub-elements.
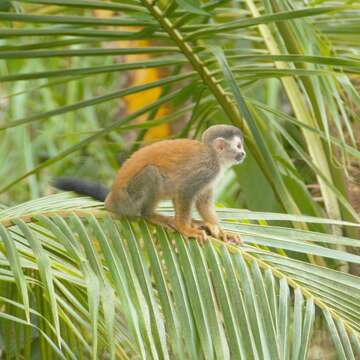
<box><xmin>202</xmin><ymin>125</ymin><xmax>246</xmax><ymax>167</ymax></box>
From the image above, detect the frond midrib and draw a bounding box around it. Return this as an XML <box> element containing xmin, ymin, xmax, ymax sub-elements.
<box><xmin>140</xmin><ymin>0</ymin><xmax>243</xmax><ymax>131</ymax></box>
<box><xmin>2</xmin><ymin>204</ymin><xmax>359</xmax><ymax>339</ymax></box>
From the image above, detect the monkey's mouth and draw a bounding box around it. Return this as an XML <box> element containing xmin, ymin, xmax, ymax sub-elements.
<box><xmin>235</xmin><ymin>154</ymin><xmax>246</xmax><ymax>163</ymax></box>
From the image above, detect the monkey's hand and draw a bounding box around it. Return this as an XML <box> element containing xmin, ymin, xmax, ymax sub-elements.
<box><xmin>220</xmin><ymin>231</ymin><xmax>242</xmax><ymax>244</ymax></box>
<box><xmin>177</xmin><ymin>226</ymin><xmax>208</xmax><ymax>245</ymax></box>
<box><xmin>201</xmin><ymin>222</ymin><xmax>222</xmax><ymax>238</ymax></box>
<box><xmin>198</xmin><ymin>222</ymin><xmax>242</xmax><ymax>245</ymax></box>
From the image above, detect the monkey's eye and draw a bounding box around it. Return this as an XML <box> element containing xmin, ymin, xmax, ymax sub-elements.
<box><xmin>237</xmin><ymin>144</ymin><xmax>242</xmax><ymax>149</ymax></box>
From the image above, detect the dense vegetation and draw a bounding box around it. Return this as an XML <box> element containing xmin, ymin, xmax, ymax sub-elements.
<box><xmin>0</xmin><ymin>0</ymin><xmax>359</xmax><ymax>358</ymax></box>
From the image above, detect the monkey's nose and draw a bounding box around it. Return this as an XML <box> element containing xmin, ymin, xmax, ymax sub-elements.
<box><xmin>236</xmin><ymin>151</ymin><xmax>246</xmax><ymax>162</ymax></box>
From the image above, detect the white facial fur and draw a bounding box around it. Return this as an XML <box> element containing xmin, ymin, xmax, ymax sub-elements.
<box><xmin>231</xmin><ymin>136</ymin><xmax>246</xmax><ymax>162</ymax></box>
<box><xmin>215</xmin><ymin>135</ymin><xmax>246</xmax><ymax>168</ymax></box>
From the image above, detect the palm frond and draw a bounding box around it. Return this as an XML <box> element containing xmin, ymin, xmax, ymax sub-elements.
<box><xmin>1</xmin><ymin>195</ymin><xmax>360</xmax><ymax>358</ymax></box>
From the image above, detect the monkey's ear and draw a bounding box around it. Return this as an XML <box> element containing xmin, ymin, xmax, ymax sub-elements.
<box><xmin>213</xmin><ymin>137</ymin><xmax>226</xmax><ymax>151</ymax></box>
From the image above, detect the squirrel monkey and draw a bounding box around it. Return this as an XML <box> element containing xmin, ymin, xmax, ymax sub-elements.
<box><xmin>54</xmin><ymin>125</ymin><xmax>246</xmax><ymax>243</ymax></box>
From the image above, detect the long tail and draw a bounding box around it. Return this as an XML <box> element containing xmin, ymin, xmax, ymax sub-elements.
<box><xmin>53</xmin><ymin>177</ymin><xmax>110</xmax><ymax>202</ymax></box>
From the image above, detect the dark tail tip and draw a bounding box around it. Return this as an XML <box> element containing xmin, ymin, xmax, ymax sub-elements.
<box><xmin>53</xmin><ymin>177</ymin><xmax>109</xmax><ymax>202</ymax></box>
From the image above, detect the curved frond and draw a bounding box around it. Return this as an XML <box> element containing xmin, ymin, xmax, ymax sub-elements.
<box><xmin>1</xmin><ymin>196</ymin><xmax>359</xmax><ymax>358</ymax></box>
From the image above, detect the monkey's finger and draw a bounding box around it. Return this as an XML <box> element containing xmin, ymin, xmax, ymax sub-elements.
<box><xmin>201</xmin><ymin>231</ymin><xmax>208</xmax><ymax>244</ymax></box>
<box><xmin>219</xmin><ymin>228</ymin><xmax>229</xmax><ymax>242</ymax></box>
<box><xmin>227</xmin><ymin>233</ymin><xmax>242</xmax><ymax>244</ymax></box>
<box><xmin>202</xmin><ymin>223</ymin><xmax>221</xmax><ymax>238</ymax></box>
<box><xmin>195</xmin><ymin>230</ymin><xmax>208</xmax><ymax>245</ymax></box>
<box><xmin>180</xmin><ymin>228</ymin><xmax>207</xmax><ymax>245</ymax></box>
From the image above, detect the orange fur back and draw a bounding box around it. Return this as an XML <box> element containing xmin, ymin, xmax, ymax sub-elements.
<box><xmin>111</xmin><ymin>139</ymin><xmax>206</xmax><ymax>192</ymax></box>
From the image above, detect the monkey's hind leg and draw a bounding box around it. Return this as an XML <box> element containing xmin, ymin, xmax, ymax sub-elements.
<box><xmin>127</xmin><ymin>166</ymin><xmax>175</xmax><ymax>229</ymax></box>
